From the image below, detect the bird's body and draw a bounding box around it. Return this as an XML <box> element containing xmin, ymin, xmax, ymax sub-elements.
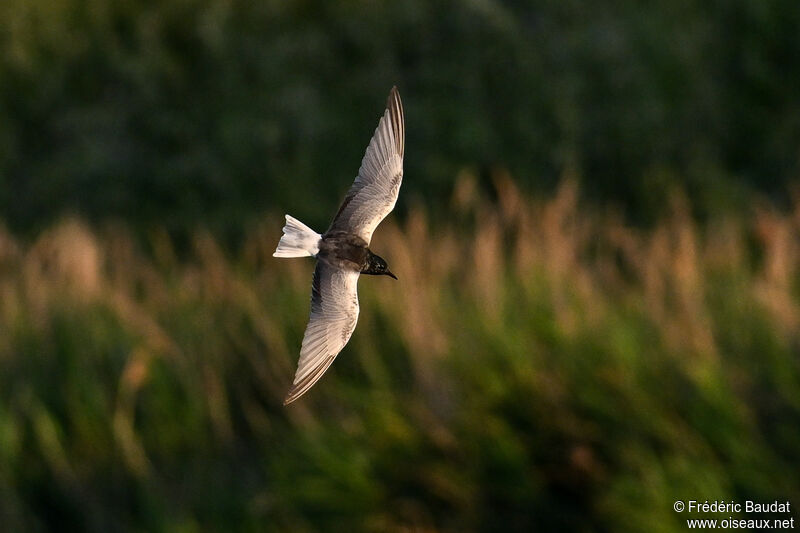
<box><xmin>317</xmin><ymin>232</ymin><xmax>397</xmax><ymax>277</ymax></box>
<box><xmin>273</xmin><ymin>87</ymin><xmax>404</xmax><ymax>404</ymax></box>
<box><xmin>317</xmin><ymin>232</ymin><xmax>367</xmax><ymax>271</ymax></box>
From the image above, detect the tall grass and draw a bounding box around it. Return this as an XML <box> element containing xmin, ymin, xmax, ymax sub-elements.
<box><xmin>0</xmin><ymin>176</ymin><xmax>799</xmax><ymax>532</ymax></box>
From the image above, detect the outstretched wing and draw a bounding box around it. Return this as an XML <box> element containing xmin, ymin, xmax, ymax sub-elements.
<box><xmin>284</xmin><ymin>263</ymin><xmax>360</xmax><ymax>405</ymax></box>
<box><xmin>327</xmin><ymin>86</ymin><xmax>404</xmax><ymax>245</ymax></box>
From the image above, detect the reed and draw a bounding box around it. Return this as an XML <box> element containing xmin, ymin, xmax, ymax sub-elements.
<box><xmin>0</xmin><ymin>177</ymin><xmax>798</xmax><ymax>531</ymax></box>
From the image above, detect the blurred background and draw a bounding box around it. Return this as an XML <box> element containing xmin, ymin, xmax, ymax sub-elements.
<box><xmin>1</xmin><ymin>0</ymin><xmax>799</xmax><ymax>531</ymax></box>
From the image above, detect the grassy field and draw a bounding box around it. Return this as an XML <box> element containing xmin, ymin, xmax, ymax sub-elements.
<box><xmin>0</xmin><ymin>176</ymin><xmax>799</xmax><ymax>531</ymax></box>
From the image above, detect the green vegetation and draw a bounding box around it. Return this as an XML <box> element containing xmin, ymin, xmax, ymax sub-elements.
<box><xmin>1</xmin><ymin>0</ymin><xmax>799</xmax><ymax>234</ymax></box>
<box><xmin>0</xmin><ymin>178</ymin><xmax>798</xmax><ymax>531</ymax></box>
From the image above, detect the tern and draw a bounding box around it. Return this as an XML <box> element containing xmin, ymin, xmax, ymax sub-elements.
<box><xmin>274</xmin><ymin>87</ymin><xmax>404</xmax><ymax>405</ymax></box>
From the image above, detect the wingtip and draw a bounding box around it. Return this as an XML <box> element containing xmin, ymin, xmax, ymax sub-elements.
<box><xmin>386</xmin><ymin>86</ymin><xmax>404</xmax><ymax>157</ymax></box>
<box><xmin>283</xmin><ymin>388</ymin><xmax>300</xmax><ymax>405</ymax></box>
<box><xmin>388</xmin><ymin>85</ymin><xmax>401</xmax><ymax>104</ymax></box>
<box><xmin>283</xmin><ymin>380</ymin><xmax>313</xmax><ymax>405</ymax></box>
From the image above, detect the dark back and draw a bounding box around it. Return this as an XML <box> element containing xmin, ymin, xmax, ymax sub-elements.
<box><xmin>318</xmin><ymin>232</ymin><xmax>369</xmax><ymax>271</ymax></box>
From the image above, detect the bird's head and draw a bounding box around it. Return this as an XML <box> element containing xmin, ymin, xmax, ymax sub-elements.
<box><xmin>363</xmin><ymin>251</ymin><xmax>397</xmax><ymax>279</ymax></box>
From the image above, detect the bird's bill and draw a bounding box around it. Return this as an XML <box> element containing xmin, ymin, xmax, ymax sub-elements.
<box><xmin>386</xmin><ymin>270</ymin><xmax>398</xmax><ymax>280</ymax></box>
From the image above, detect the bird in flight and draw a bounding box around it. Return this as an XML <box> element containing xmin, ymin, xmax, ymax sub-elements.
<box><xmin>274</xmin><ymin>87</ymin><xmax>404</xmax><ymax>405</ymax></box>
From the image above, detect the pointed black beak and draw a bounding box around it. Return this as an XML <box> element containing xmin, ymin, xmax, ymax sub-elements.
<box><xmin>386</xmin><ymin>270</ymin><xmax>398</xmax><ymax>280</ymax></box>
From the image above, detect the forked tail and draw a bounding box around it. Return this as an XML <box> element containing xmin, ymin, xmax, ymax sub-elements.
<box><xmin>273</xmin><ymin>215</ymin><xmax>321</xmax><ymax>258</ymax></box>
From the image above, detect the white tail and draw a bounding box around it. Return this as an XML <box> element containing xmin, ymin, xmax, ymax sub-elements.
<box><xmin>273</xmin><ymin>215</ymin><xmax>321</xmax><ymax>258</ymax></box>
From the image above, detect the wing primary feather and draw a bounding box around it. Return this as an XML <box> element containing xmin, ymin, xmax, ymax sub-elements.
<box><xmin>388</xmin><ymin>86</ymin><xmax>404</xmax><ymax>158</ymax></box>
<box><xmin>284</xmin><ymin>355</ymin><xmax>336</xmax><ymax>405</ymax></box>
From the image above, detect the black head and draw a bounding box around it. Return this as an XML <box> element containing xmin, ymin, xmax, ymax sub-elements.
<box><xmin>362</xmin><ymin>251</ymin><xmax>397</xmax><ymax>279</ymax></box>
